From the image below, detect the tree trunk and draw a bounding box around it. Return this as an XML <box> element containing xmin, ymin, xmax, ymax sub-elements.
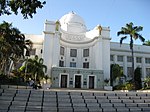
<box><xmin>130</xmin><ymin>36</ymin><xmax>134</xmax><ymax>82</ymax></box>
<box><xmin>131</xmin><ymin>47</ymin><xmax>134</xmax><ymax>82</ymax></box>
<box><xmin>8</xmin><ymin>60</ymin><xmax>14</xmax><ymax>76</ymax></box>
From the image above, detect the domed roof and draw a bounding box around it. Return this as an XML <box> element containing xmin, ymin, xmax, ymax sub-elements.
<box><xmin>60</xmin><ymin>12</ymin><xmax>85</xmax><ymax>25</ymax></box>
<box><xmin>59</xmin><ymin>12</ymin><xmax>87</xmax><ymax>33</ymax></box>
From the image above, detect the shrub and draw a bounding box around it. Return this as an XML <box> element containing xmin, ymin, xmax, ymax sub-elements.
<box><xmin>114</xmin><ymin>82</ymin><xmax>134</xmax><ymax>90</ymax></box>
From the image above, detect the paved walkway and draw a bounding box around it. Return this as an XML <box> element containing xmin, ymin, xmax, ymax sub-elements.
<box><xmin>0</xmin><ymin>87</ymin><xmax>150</xmax><ymax>112</ymax></box>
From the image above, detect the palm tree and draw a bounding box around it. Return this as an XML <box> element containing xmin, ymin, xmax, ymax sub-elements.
<box><xmin>24</xmin><ymin>55</ymin><xmax>47</xmax><ymax>82</ymax></box>
<box><xmin>143</xmin><ymin>40</ymin><xmax>150</xmax><ymax>46</ymax></box>
<box><xmin>0</xmin><ymin>21</ymin><xmax>32</xmax><ymax>75</ymax></box>
<box><xmin>117</xmin><ymin>22</ymin><xmax>145</xmax><ymax>82</ymax></box>
<box><xmin>0</xmin><ymin>21</ymin><xmax>12</xmax><ymax>74</ymax></box>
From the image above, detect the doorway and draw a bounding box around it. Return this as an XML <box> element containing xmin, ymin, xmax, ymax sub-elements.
<box><xmin>61</xmin><ymin>75</ymin><xmax>68</xmax><ymax>88</ymax></box>
<box><xmin>89</xmin><ymin>76</ymin><xmax>95</xmax><ymax>89</ymax></box>
<box><xmin>75</xmin><ymin>75</ymin><xmax>81</xmax><ymax>88</ymax></box>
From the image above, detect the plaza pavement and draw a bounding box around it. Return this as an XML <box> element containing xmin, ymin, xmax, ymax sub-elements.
<box><xmin>0</xmin><ymin>85</ymin><xmax>150</xmax><ymax>112</ymax></box>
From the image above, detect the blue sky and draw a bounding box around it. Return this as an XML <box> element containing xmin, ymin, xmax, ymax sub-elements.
<box><xmin>0</xmin><ymin>0</ymin><xmax>150</xmax><ymax>44</ymax></box>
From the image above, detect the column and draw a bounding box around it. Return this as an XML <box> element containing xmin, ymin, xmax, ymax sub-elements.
<box><xmin>43</xmin><ymin>33</ymin><xmax>54</xmax><ymax>76</ymax></box>
<box><xmin>52</xmin><ymin>32</ymin><xmax>60</xmax><ymax>67</ymax></box>
<box><xmin>142</xmin><ymin>57</ymin><xmax>146</xmax><ymax>78</ymax></box>
<box><xmin>134</xmin><ymin>57</ymin><xmax>136</xmax><ymax>69</ymax></box>
<box><xmin>77</xmin><ymin>48</ymin><xmax>82</xmax><ymax>68</ymax></box>
<box><xmin>65</xmin><ymin>47</ymin><xmax>70</xmax><ymax>67</ymax></box>
<box><xmin>95</xmin><ymin>38</ymin><xmax>102</xmax><ymax>70</ymax></box>
<box><xmin>123</xmin><ymin>55</ymin><xmax>127</xmax><ymax>76</ymax></box>
<box><xmin>114</xmin><ymin>55</ymin><xmax>117</xmax><ymax>63</ymax></box>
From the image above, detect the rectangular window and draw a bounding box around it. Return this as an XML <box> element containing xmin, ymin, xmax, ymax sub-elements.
<box><xmin>70</xmin><ymin>62</ymin><xmax>76</xmax><ymax>67</ymax></box>
<box><xmin>70</xmin><ymin>49</ymin><xmax>77</xmax><ymax>57</ymax></box>
<box><xmin>146</xmin><ymin>68</ymin><xmax>150</xmax><ymax>77</ymax></box>
<box><xmin>60</xmin><ymin>46</ymin><xmax>64</xmax><ymax>55</ymax></box>
<box><xmin>145</xmin><ymin>58</ymin><xmax>150</xmax><ymax>64</ymax></box>
<box><xmin>136</xmin><ymin>57</ymin><xmax>142</xmax><ymax>63</ymax></box>
<box><xmin>110</xmin><ymin>55</ymin><xmax>114</xmax><ymax>61</ymax></box>
<box><xmin>59</xmin><ymin>60</ymin><xmax>64</xmax><ymax>67</ymax></box>
<box><xmin>41</xmin><ymin>49</ymin><xmax>43</xmax><ymax>54</ymax></box>
<box><xmin>127</xmin><ymin>67</ymin><xmax>132</xmax><ymax>78</ymax></box>
<box><xmin>127</xmin><ymin>56</ymin><xmax>132</xmax><ymax>62</ymax></box>
<box><xmin>117</xmin><ymin>55</ymin><xmax>123</xmax><ymax>62</ymax></box>
<box><xmin>83</xmin><ymin>49</ymin><xmax>89</xmax><ymax>57</ymax></box>
<box><xmin>83</xmin><ymin>62</ymin><xmax>89</xmax><ymax>68</ymax></box>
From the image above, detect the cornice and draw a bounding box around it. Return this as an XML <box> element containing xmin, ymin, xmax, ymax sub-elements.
<box><xmin>60</xmin><ymin>37</ymin><xmax>100</xmax><ymax>48</ymax></box>
<box><xmin>43</xmin><ymin>31</ymin><xmax>55</xmax><ymax>35</ymax></box>
<box><xmin>110</xmin><ymin>48</ymin><xmax>150</xmax><ymax>55</ymax></box>
<box><xmin>60</xmin><ymin>28</ymin><xmax>85</xmax><ymax>35</ymax></box>
<box><xmin>60</xmin><ymin>36</ymin><xmax>99</xmax><ymax>44</ymax></box>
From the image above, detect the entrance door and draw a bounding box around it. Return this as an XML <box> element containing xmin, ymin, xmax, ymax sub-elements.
<box><xmin>89</xmin><ymin>76</ymin><xmax>95</xmax><ymax>89</ymax></box>
<box><xmin>75</xmin><ymin>76</ymin><xmax>81</xmax><ymax>88</ymax></box>
<box><xmin>61</xmin><ymin>75</ymin><xmax>67</xmax><ymax>88</ymax></box>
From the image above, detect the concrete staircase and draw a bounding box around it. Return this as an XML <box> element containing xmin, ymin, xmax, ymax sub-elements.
<box><xmin>0</xmin><ymin>88</ymin><xmax>150</xmax><ymax>112</ymax></box>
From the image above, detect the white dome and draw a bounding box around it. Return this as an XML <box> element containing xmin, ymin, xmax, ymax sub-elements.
<box><xmin>59</xmin><ymin>12</ymin><xmax>87</xmax><ymax>33</ymax></box>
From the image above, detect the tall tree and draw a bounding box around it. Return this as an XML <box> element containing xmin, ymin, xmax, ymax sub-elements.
<box><xmin>117</xmin><ymin>22</ymin><xmax>145</xmax><ymax>82</ymax></box>
<box><xmin>0</xmin><ymin>21</ymin><xmax>32</xmax><ymax>75</ymax></box>
<box><xmin>0</xmin><ymin>0</ymin><xmax>46</xmax><ymax>19</ymax></box>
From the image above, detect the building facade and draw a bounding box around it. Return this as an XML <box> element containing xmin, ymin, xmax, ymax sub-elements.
<box><xmin>25</xmin><ymin>12</ymin><xmax>150</xmax><ymax>89</ymax></box>
<box><xmin>110</xmin><ymin>42</ymin><xmax>150</xmax><ymax>81</ymax></box>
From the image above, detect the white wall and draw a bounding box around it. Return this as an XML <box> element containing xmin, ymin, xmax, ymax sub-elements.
<box><xmin>102</xmin><ymin>38</ymin><xmax>111</xmax><ymax>80</ymax></box>
<box><xmin>43</xmin><ymin>20</ymin><xmax>58</xmax><ymax>76</ymax></box>
<box><xmin>93</xmin><ymin>38</ymin><xmax>103</xmax><ymax>70</ymax></box>
<box><xmin>110</xmin><ymin>42</ymin><xmax>150</xmax><ymax>79</ymax></box>
<box><xmin>25</xmin><ymin>34</ymin><xmax>43</xmax><ymax>58</ymax></box>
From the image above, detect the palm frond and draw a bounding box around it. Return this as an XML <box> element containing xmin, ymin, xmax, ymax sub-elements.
<box><xmin>134</xmin><ymin>26</ymin><xmax>143</xmax><ymax>32</ymax></box>
<box><xmin>127</xmin><ymin>22</ymin><xmax>133</xmax><ymax>27</ymax></box>
<box><xmin>120</xmin><ymin>36</ymin><xmax>127</xmax><ymax>45</ymax></box>
<box><xmin>138</xmin><ymin>34</ymin><xmax>145</xmax><ymax>42</ymax></box>
<box><xmin>126</xmin><ymin>22</ymin><xmax>133</xmax><ymax>32</ymax></box>
<box><xmin>121</xmin><ymin>27</ymin><xmax>128</xmax><ymax>32</ymax></box>
<box><xmin>133</xmin><ymin>33</ymin><xmax>138</xmax><ymax>40</ymax></box>
<box><xmin>118</xmin><ymin>27</ymin><xmax>130</xmax><ymax>36</ymax></box>
<box><xmin>117</xmin><ymin>31</ymin><xmax>124</xmax><ymax>36</ymax></box>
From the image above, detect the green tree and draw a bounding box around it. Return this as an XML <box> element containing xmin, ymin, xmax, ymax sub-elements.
<box><xmin>117</xmin><ymin>22</ymin><xmax>145</xmax><ymax>82</ymax></box>
<box><xmin>134</xmin><ymin>67</ymin><xmax>142</xmax><ymax>90</ymax></box>
<box><xmin>143</xmin><ymin>40</ymin><xmax>150</xmax><ymax>46</ymax></box>
<box><xmin>110</xmin><ymin>64</ymin><xmax>124</xmax><ymax>86</ymax></box>
<box><xmin>0</xmin><ymin>0</ymin><xmax>46</xmax><ymax>19</ymax></box>
<box><xmin>21</xmin><ymin>55</ymin><xmax>47</xmax><ymax>82</ymax></box>
<box><xmin>0</xmin><ymin>21</ymin><xmax>32</xmax><ymax>75</ymax></box>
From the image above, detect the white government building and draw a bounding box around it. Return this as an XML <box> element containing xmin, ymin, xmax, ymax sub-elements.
<box><xmin>25</xmin><ymin>12</ymin><xmax>150</xmax><ymax>89</ymax></box>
